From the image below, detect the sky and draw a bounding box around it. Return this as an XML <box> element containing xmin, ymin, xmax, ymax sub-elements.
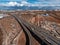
<box><xmin>0</xmin><ymin>0</ymin><xmax>60</xmax><ymax>6</ymax></box>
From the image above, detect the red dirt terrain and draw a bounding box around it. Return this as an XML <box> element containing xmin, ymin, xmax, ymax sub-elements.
<box><xmin>0</xmin><ymin>14</ymin><xmax>40</xmax><ymax>45</ymax></box>
<box><xmin>0</xmin><ymin>10</ymin><xmax>60</xmax><ymax>45</ymax></box>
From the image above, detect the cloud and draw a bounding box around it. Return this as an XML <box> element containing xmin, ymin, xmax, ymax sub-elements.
<box><xmin>0</xmin><ymin>1</ymin><xmax>60</xmax><ymax>7</ymax></box>
<box><xmin>0</xmin><ymin>1</ymin><xmax>30</xmax><ymax>6</ymax></box>
<box><xmin>7</xmin><ymin>2</ymin><xmax>19</xmax><ymax>6</ymax></box>
<box><xmin>0</xmin><ymin>2</ymin><xmax>20</xmax><ymax>6</ymax></box>
<box><xmin>0</xmin><ymin>1</ymin><xmax>32</xmax><ymax>6</ymax></box>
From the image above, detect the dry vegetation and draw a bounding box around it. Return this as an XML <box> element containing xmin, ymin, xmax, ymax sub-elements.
<box><xmin>0</xmin><ymin>10</ymin><xmax>60</xmax><ymax>45</ymax></box>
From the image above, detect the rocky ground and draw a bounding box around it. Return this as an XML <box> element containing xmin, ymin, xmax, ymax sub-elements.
<box><xmin>0</xmin><ymin>10</ymin><xmax>60</xmax><ymax>45</ymax></box>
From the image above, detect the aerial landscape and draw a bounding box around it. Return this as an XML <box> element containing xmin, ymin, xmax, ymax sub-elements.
<box><xmin>0</xmin><ymin>0</ymin><xmax>60</xmax><ymax>45</ymax></box>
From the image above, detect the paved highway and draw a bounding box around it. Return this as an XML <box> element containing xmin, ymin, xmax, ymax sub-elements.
<box><xmin>11</xmin><ymin>14</ymin><xmax>60</xmax><ymax>45</ymax></box>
